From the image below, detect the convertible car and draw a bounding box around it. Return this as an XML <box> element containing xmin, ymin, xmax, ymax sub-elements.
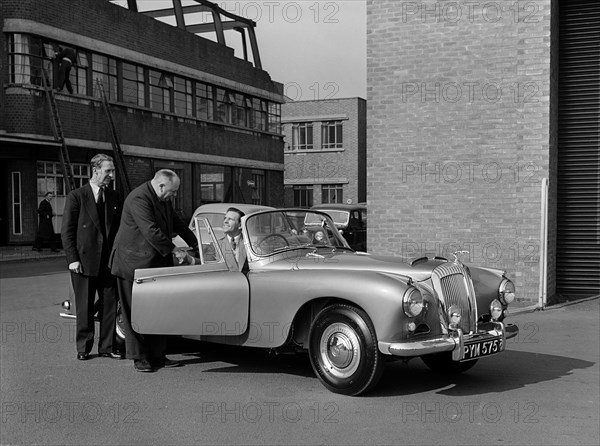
<box><xmin>131</xmin><ymin>208</ymin><xmax>519</xmax><ymax>396</ymax></box>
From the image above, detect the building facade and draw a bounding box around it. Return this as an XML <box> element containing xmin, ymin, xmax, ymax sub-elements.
<box><xmin>282</xmin><ymin>97</ymin><xmax>367</xmax><ymax>207</ymax></box>
<box><xmin>0</xmin><ymin>0</ymin><xmax>285</xmax><ymax>245</ymax></box>
<box><xmin>367</xmin><ymin>0</ymin><xmax>599</xmax><ymax>303</ymax></box>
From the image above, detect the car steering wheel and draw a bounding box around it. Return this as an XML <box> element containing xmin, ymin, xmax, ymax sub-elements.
<box><xmin>257</xmin><ymin>234</ymin><xmax>289</xmax><ymax>253</ymax></box>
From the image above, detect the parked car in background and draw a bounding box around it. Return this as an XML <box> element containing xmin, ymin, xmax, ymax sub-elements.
<box><xmin>311</xmin><ymin>203</ymin><xmax>367</xmax><ymax>251</ymax></box>
<box><xmin>131</xmin><ymin>207</ymin><xmax>519</xmax><ymax>396</ymax></box>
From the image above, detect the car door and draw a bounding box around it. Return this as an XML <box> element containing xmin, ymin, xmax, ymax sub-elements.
<box><xmin>131</xmin><ymin>217</ymin><xmax>249</xmax><ymax>336</ymax></box>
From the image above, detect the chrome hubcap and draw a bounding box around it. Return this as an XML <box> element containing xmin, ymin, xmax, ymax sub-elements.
<box><xmin>319</xmin><ymin>322</ymin><xmax>360</xmax><ymax>378</ymax></box>
<box><xmin>327</xmin><ymin>333</ymin><xmax>353</xmax><ymax>368</ymax></box>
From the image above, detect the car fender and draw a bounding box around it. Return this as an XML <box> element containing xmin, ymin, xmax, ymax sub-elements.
<box><xmin>239</xmin><ymin>269</ymin><xmax>414</xmax><ymax>348</ymax></box>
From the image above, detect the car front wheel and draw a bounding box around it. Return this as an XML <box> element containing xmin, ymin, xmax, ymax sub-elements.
<box><xmin>421</xmin><ymin>353</ymin><xmax>479</xmax><ymax>374</ymax></box>
<box><xmin>308</xmin><ymin>304</ymin><xmax>384</xmax><ymax>396</ymax></box>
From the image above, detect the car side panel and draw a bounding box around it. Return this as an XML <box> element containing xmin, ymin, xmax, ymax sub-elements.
<box><xmin>229</xmin><ymin>269</ymin><xmax>412</xmax><ymax>348</ymax></box>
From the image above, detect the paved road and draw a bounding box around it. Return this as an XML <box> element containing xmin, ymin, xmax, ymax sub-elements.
<box><xmin>1</xmin><ymin>259</ymin><xmax>598</xmax><ymax>445</ymax></box>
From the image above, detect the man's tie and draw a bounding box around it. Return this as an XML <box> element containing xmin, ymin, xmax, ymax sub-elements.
<box><xmin>230</xmin><ymin>238</ymin><xmax>239</xmax><ymax>264</ymax></box>
<box><xmin>96</xmin><ymin>187</ymin><xmax>106</xmax><ymax>234</ymax></box>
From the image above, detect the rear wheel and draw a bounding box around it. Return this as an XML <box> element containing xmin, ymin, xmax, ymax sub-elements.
<box><xmin>421</xmin><ymin>353</ymin><xmax>478</xmax><ymax>374</ymax></box>
<box><xmin>308</xmin><ymin>304</ymin><xmax>384</xmax><ymax>396</ymax></box>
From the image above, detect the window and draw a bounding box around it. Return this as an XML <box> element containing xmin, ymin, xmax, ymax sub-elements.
<box><xmin>215</xmin><ymin>89</ymin><xmax>234</xmax><ymax>124</ymax></box>
<box><xmin>268</xmin><ymin>102</ymin><xmax>281</xmax><ymax>133</ymax></box>
<box><xmin>321</xmin><ymin>121</ymin><xmax>343</xmax><ymax>149</ymax></box>
<box><xmin>74</xmin><ymin>51</ymin><xmax>89</xmax><ymax>96</ymax></box>
<box><xmin>92</xmin><ymin>54</ymin><xmax>117</xmax><ymax>100</ymax></box>
<box><xmin>123</xmin><ymin>62</ymin><xmax>145</xmax><ymax>106</ymax></box>
<box><xmin>292</xmin><ymin>123</ymin><xmax>314</xmax><ymax>150</ymax></box>
<box><xmin>251</xmin><ymin>170</ymin><xmax>266</xmax><ymax>205</ymax></box>
<box><xmin>196</xmin><ymin>83</ymin><xmax>214</xmax><ymax>120</ymax></box>
<box><xmin>322</xmin><ymin>184</ymin><xmax>344</xmax><ymax>204</ymax></box>
<box><xmin>149</xmin><ymin>70</ymin><xmax>172</xmax><ymax>112</ymax></box>
<box><xmin>12</xmin><ymin>172</ymin><xmax>22</xmax><ymax>235</ymax></box>
<box><xmin>37</xmin><ymin>161</ymin><xmax>89</xmax><ymax>198</ymax></box>
<box><xmin>253</xmin><ymin>98</ymin><xmax>267</xmax><ymax>131</ymax></box>
<box><xmin>174</xmin><ymin>76</ymin><xmax>193</xmax><ymax>116</ymax></box>
<box><xmin>8</xmin><ymin>34</ymin><xmax>54</xmax><ymax>88</ymax></box>
<box><xmin>201</xmin><ymin>165</ymin><xmax>225</xmax><ymax>203</ymax></box>
<box><xmin>293</xmin><ymin>185</ymin><xmax>313</xmax><ymax>207</ymax></box>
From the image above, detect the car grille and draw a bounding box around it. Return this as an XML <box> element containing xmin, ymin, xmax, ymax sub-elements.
<box><xmin>432</xmin><ymin>263</ymin><xmax>476</xmax><ymax>333</ymax></box>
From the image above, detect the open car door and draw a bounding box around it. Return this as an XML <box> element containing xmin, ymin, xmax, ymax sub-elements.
<box><xmin>131</xmin><ymin>217</ymin><xmax>249</xmax><ymax>336</ymax></box>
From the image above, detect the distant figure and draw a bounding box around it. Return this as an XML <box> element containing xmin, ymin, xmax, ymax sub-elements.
<box><xmin>55</xmin><ymin>45</ymin><xmax>76</xmax><ymax>94</ymax></box>
<box><xmin>33</xmin><ymin>192</ymin><xmax>59</xmax><ymax>252</ymax></box>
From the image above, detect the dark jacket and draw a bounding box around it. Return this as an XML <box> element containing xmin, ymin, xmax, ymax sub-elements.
<box><xmin>110</xmin><ymin>181</ymin><xmax>197</xmax><ymax>282</ymax></box>
<box><xmin>37</xmin><ymin>199</ymin><xmax>55</xmax><ymax>239</ymax></box>
<box><xmin>56</xmin><ymin>46</ymin><xmax>77</xmax><ymax>63</ymax></box>
<box><xmin>61</xmin><ymin>184</ymin><xmax>123</xmax><ymax>277</ymax></box>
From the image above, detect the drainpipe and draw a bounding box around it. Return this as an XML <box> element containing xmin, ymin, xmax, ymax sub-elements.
<box><xmin>538</xmin><ymin>178</ymin><xmax>549</xmax><ymax>309</ymax></box>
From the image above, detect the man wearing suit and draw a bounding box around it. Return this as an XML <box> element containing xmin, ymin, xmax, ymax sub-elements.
<box><xmin>61</xmin><ymin>154</ymin><xmax>123</xmax><ymax>361</ymax></box>
<box><xmin>217</xmin><ymin>207</ymin><xmax>248</xmax><ymax>273</ymax></box>
<box><xmin>110</xmin><ymin>169</ymin><xmax>197</xmax><ymax>372</ymax></box>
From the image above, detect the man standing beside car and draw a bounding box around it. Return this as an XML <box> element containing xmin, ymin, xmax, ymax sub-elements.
<box><xmin>61</xmin><ymin>154</ymin><xmax>123</xmax><ymax>361</ymax></box>
<box><xmin>109</xmin><ymin>169</ymin><xmax>198</xmax><ymax>373</ymax></box>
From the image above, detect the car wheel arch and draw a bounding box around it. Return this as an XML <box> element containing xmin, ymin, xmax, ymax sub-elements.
<box><xmin>288</xmin><ymin>297</ymin><xmax>371</xmax><ymax>349</ymax></box>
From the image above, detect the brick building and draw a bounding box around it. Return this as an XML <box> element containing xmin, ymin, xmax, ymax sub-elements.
<box><xmin>367</xmin><ymin>0</ymin><xmax>599</xmax><ymax>303</ymax></box>
<box><xmin>282</xmin><ymin>97</ymin><xmax>367</xmax><ymax>207</ymax></box>
<box><xmin>0</xmin><ymin>0</ymin><xmax>285</xmax><ymax>245</ymax></box>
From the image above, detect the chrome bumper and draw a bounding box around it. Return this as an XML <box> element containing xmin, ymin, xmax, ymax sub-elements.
<box><xmin>380</xmin><ymin>322</ymin><xmax>519</xmax><ymax>361</ymax></box>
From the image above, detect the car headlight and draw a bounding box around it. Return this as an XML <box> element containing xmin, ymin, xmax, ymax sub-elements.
<box><xmin>499</xmin><ymin>279</ymin><xmax>516</xmax><ymax>305</ymax></box>
<box><xmin>61</xmin><ymin>300</ymin><xmax>71</xmax><ymax>311</ymax></box>
<box><xmin>403</xmin><ymin>288</ymin><xmax>424</xmax><ymax>317</ymax></box>
<box><xmin>447</xmin><ymin>305</ymin><xmax>461</xmax><ymax>328</ymax></box>
<box><xmin>490</xmin><ymin>299</ymin><xmax>503</xmax><ymax>321</ymax></box>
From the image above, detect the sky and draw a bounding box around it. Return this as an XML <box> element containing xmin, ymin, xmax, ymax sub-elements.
<box><xmin>117</xmin><ymin>0</ymin><xmax>367</xmax><ymax>100</ymax></box>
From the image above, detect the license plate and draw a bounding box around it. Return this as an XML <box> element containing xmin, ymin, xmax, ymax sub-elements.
<box><xmin>463</xmin><ymin>338</ymin><xmax>503</xmax><ymax>361</ymax></box>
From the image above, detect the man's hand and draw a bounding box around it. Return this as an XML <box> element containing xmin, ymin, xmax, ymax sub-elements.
<box><xmin>173</xmin><ymin>247</ymin><xmax>196</xmax><ymax>265</ymax></box>
<box><xmin>69</xmin><ymin>261</ymin><xmax>82</xmax><ymax>274</ymax></box>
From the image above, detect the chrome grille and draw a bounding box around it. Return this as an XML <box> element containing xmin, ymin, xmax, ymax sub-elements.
<box><xmin>432</xmin><ymin>263</ymin><xmax>476</xmax><ymax>333</ymax></box>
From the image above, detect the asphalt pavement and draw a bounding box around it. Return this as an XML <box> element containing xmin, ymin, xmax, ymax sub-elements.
<box><xmin>0</xmin><ymin>255</ymin><xmax>598</xmax><ymax>445</ymax></box>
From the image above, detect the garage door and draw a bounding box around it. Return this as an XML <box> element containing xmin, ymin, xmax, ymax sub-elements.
<box><xmin>557</xmin><ymin>0</ymin><xmax>600</xmax><ymax>297</ymax></box>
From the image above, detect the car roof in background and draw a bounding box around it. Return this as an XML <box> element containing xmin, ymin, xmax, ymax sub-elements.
<box><xmin>192</xmin><ymin>203</ymin><xmax>275</xmax><ymax>216</ymax></box>
<box><xmin>311</xmin><ymin>204</ymin><xmax>367</xmax><ymax>211</ymax></box>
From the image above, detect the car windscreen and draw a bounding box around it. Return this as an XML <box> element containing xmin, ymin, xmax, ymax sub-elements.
<box><xmin>246</xmin><ymin>210</ymin><xmax>350</xmax><ymax>256</ymax></box>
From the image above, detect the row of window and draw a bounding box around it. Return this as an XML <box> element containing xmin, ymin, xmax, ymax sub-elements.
<box><xmin>290</xmin><ymin>121</ymin><xmax>343</xmax><ymax>151</ymax></box>
<box><xmin>7</xmin><ymin>33</ymin><xmax>282</xmax><ymax>133</ymax></box>
<box><xmin>293</xmin><ymin>184</ymin><xmax>344</xmax><ymax>207</ymax></box>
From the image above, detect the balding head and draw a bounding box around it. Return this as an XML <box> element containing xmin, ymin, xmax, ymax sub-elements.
<box><xmin>151</xmin><ymin>169</ymin><xmax>180</xmax><ymax>201</ymax></box>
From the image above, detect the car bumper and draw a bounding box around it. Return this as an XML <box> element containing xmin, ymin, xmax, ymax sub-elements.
<box><xmin>379</xmin><ymin>322</ymin><xmax>519</xmax><ymax>361</ymax></box>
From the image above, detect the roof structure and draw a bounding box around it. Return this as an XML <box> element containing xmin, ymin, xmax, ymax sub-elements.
<box><xmin>109</xmin><ymin>0</ymin><xmax>262</xmax><ymax>68</ymax></box>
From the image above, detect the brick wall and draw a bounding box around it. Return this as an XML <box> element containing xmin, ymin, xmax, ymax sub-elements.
<box><xmin>367</xmin><ymin>0</ymin><xmax>557</xmax><ymax>303</ymax></box>
<box><xmin>282</xmin><ymin>98</ymin><xmax>366</xmax><ymax>206</ymax></box>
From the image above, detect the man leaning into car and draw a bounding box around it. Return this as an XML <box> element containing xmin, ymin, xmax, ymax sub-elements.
<box><xmin>109</xmin><ymin>169</ymin><xmax>198</xmax><ymax>373</ymax></box>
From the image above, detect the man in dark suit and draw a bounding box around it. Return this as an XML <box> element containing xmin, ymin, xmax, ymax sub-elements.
<box><xmin>110</xmin><ymin>169</ymin><xmax>198</xmax><ymax>373</ymax></box>
<box><xmin>217</xmin><ymin>207</ymin><xmax>248</xmax><ymax>273</ymax></box>
<box><xmin>33</xmin><ymin>192</ymin><xmax>59</xmax><ymax>252</ymax></box>
<box><xmin>61</xmin><ymin>154</ymin><xmax>123</xmax><ymax>361</ymax></box>
<box><xmin>55</xmin><ymin>45</ymin><xmax>77</xmax><ymax>94</ymax></box>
